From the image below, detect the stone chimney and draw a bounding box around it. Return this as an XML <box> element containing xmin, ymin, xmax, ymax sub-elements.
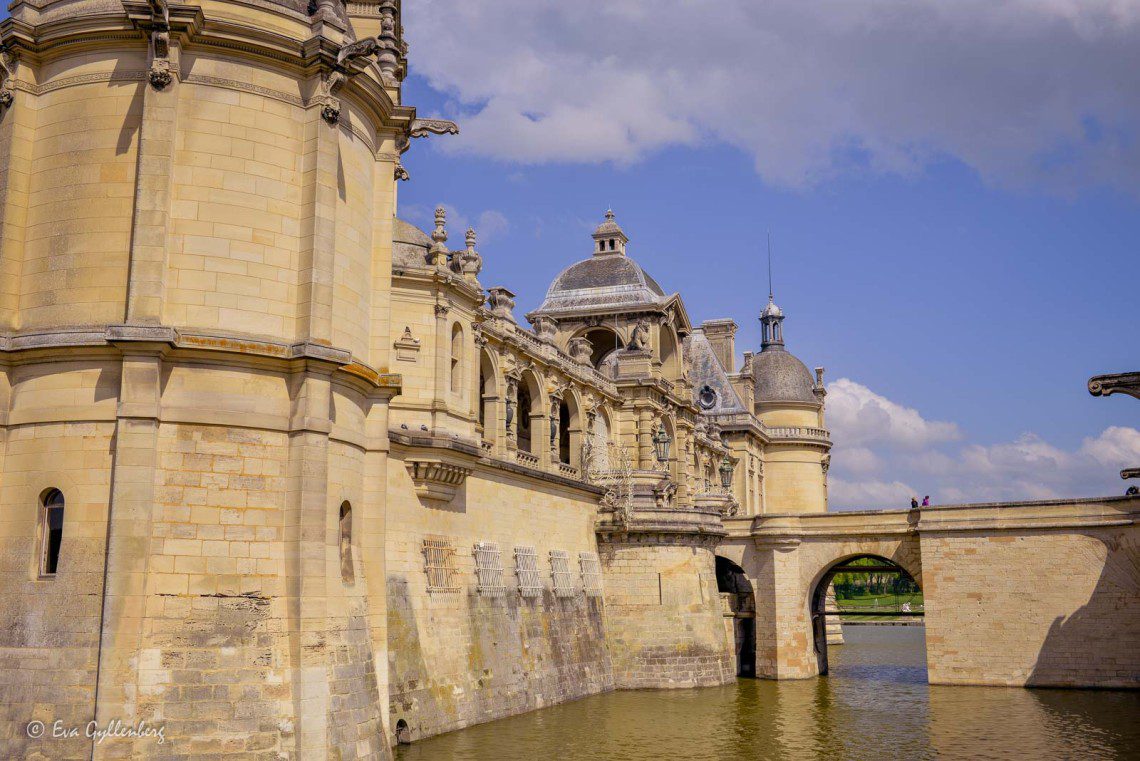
<box><xmin>701</xmin><ymin>319</ymin><xmax>738</xmax><ymax>373</ymax></box>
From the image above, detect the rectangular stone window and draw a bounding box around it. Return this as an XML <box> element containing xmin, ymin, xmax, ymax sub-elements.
<box><xmin>514</xmin><ymin>545</ymin><xmax>543</xmax><ymax>598</ymax></box>
<box><xmin>473</xmin><ymin>541</ymin><xmax>505</xmax><ymax>596</ymax></box>
<box><xmin>550</xmin><ymin>549</ymin><xmax>575</xmax><ymax>598</ymax></box>
<box><xmin>579</xmin><ymin>552</ymin><xmax>603</xmax><ymax>597</ymax></box>
<box><xmin>423</xmin><ymin>536</ymin><xmax>460</xmax><ymax>592</ymax></box>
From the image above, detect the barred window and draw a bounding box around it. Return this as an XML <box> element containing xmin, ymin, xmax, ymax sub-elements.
<box><xmin>473</xmin><ymin>542</ymin><xmax>505</xmax><ymax>596</ymax></box>
<box><xmin>550</xmin><ymin>550</ymin><xmax>575</xmax><ymax>598</ymax></box>
<box><xmin>514</xmin><ymin>546</ymin><xmax>543</xmax><ymax>598</ymax></box>
<box><xmin>423</xmin><ymin>536</ymin><xmax>460</xmax><ymax>592</ymax></box>
<box><xmin>579</xmin><ymin>552</ymin><xmax>603</xmax><ymax>597</ymax></box>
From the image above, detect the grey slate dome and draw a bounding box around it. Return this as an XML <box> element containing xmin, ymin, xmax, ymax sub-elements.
<box><xmin>533</xmin><ymin>210</ymin><xmax>668</xmax><ymax>314</ymax></box>
<box><xmin>753</xmin><ymin>347</ymin><xmax>817</xmax><ymax>404</ymax></box>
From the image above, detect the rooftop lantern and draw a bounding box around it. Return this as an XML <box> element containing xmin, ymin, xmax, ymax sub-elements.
<box><xmin>653</xmin><ymin>423</ymin><xmax>672</xmax><ymax>464</ymax></box>
<box><xmin>719</xmin><ymin>454</ymin><xmax>734</xmax><ymax>489</ymax></box>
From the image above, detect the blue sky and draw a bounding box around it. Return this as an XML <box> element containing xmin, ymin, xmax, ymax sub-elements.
<box><xmin>398</xmin><ymin>1</ymin><xmax>1140</xmax><ymax>508</ymax></box>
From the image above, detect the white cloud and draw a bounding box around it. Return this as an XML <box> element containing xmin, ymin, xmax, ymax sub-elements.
<box><xmin>826</xmin><ymin>378</ymin><xmax>1139</xmax><ymax>509</ymax></box>
<box><xmin>405</xmin><ymin>0</ymin><xmax>1140</xmax><ymax>193</ymax></box>
<box><xmin>827</xmin><ymin>378</ymin><xmax>960</xmax><ymax>449</ymax></box>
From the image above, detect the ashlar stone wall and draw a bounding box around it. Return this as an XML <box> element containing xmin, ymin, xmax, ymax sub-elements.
<box><xmin>386</xmin><ymin>460</ymin><xmax>613</xmax><ymax>742</ymax></box>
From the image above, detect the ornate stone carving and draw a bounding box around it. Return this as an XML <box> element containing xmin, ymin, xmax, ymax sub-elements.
<box><xmin>653</xmin><ymin>479</ymin><xmax>678</xmax><ymax>509</ymax></box>
<box><xmin>459</xmin><ymin>227</ymin><xmax>482</xmax><ymax>280</ymax></box>
<box><xmin>486</xmin><ymin>287</ymin><xmax>517</xmax><ymax>322</ymax></box>
<box><xmin>147</xmin><ymin>0</ymin><xmax>173</xmax><ymax>90</ymax></box>
<box><xmin>0</xmin><ymin>47</ymin><xmax>17</xmax><ymax>108</ymax></box>
<box><xmin>532</xmin><ymin>315</ymin><xmax>557</xmax><ymax>343</ymax></box>
<box><xmin>1088</xmin><ymin>372</ymin><xmax>1140</xmax><ymax>400</ymax></box>
<box><xmin>568</xmin><ymin>336</ymin><xmax>593</xmax><ymax>365</ymax></box>
<box><xmin>433</xmin><ymin>303</ymin><xmax>450</xmax><ymax>318</ymax></box>
<box><xmin>629</xmin><ymin>319</ymin><xmax>651</xmax><ymax>352</ymax></box>
<box><xmin>394</xmin><ymin>160</ymin><xmax>410</xmax><ymax>181</ymax></box>
<box><xmin>319</xmin><ymin>35</ymin><xmax>386</xmax><ymax>124</ymax></box>
<box><xmin>429</xmin><ymin>206</ymin><xmax>450</xmax><ymax>267</ymax></box>
<box><xmin>394</xmin><ymin>326</ymin><xmax>421</xmax><ymax>362</ymax></box>
<box><xmin>374</xmin><ymin>0</ymin><xmax>404</xmax><ymax>86</ymax></box>
<box><xmin>405</xmin><ymin>457</ymin><xmax>473</xmax><ymax>507</ymax></box>
<box><xmin>410</xmin><ymin>118</ymin><xmax>460</xmax><ymax>138</ymax></box>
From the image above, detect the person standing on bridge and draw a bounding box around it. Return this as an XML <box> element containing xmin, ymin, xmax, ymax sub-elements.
<box><xmin>911</xmin><ymin>497</ymin><xmax>919</xmax><ymax>509</ymax></box>
<box><xmin>922</xmin><ymin>496</ymin><xmax>930</xmax><ymax>506</ymax></box>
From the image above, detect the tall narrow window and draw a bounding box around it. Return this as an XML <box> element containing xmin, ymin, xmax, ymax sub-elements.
<box><xmin>450</xmin><ymin>323</ymin><xmax>463</xmax><ymax>394</ymax></box>
<box><xmin>39</xmin><ymin>488</ymin><xmax>64</xmax><ymax>577</ymax></box>
<box><xmin>339</xmin><ymin>501</ymin><xmax>354</xmax><ymax>585</ymax></box>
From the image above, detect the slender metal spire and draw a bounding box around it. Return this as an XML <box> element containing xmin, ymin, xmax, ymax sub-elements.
<box><xmin>767</xmin><ymin>230</ymin><xmax>773</xmax><ymax>302</ymax></box>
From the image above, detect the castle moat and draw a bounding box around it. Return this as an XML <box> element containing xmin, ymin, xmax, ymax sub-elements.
<box><xmin>395</xmin><ymin>626</ymin><xmax>1140</xmax><ymax>761</ymax></box>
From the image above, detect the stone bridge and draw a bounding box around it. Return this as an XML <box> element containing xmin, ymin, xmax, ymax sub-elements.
<box><xmin>717</xmin><ymin>495</ymin><xmax>1139</xmax><ymax>688</ymax></box>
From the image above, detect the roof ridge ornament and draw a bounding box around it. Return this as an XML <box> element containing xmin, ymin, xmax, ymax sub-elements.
<box><xmin>428</xmin><ymin>205</ymin><xmax>449</xmax><ymax>267</ymax></box>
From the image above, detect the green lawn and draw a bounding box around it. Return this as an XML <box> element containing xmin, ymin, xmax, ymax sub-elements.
<box><xmin>835</xmin><ymin>592</ymin><xmax>924</xmax><ymax>621</ymax></box>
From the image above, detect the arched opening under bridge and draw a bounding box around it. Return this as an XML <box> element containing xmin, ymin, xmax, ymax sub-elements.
<box><xmin>811</xmin><ymin>554</ymin><xmax>923</xmax><ymax>676</ymax></box>
<box><xmin>715</xmin><ymin>556</ymin><xmax>756</xmax><ymax>677</ymax></box>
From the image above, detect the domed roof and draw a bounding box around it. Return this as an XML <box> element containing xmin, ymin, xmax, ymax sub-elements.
<box><xmin>393</xmin><ymin>217</ymin><xmax>432</xmax><ymax>268</ymax></box>
<box><xmin>532</xmin><ymin>210</ymin><xmax>668</xmax><ymax>315</ymax></box>
<box><xmin>761</xmin><ymin>297</ymin><xmax>783</xmax><ymax>318</ymax></box>
<box><xmin>752</xmin><ymin>347</ymin><xmax>818</xmax><ymax>404</ymax></box>
<box><xmin>534</xmin><ymin>254</ymin><xmax>667</xmax><ymax>314</ymax></box>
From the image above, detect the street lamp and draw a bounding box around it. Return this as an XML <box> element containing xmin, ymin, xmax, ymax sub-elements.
<box><xmin>653</xmin><ymin>423</ymin><xmax>671</xmax><ymax>464</ymax></box>
<box><xmin>719</xmin><ymin>454</ymin><xmax>734</xmax><ymax>489</ymax></box>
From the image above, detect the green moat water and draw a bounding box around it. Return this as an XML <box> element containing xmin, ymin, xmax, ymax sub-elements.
<box><xmin>395</xmin><ymin>626</ymin><xmax>1139</xmax><ymax>760</ymax></box>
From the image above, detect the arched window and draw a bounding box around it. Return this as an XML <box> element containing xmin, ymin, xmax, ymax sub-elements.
<box><xmin>450</xmin><ymin>323</ymin><xmax>463</xmax><ymax>394</ymax></box>
<box><xmin>39</xmin><ymin>488</ymin><xmax>65</xmax><ymax>577</ymax></box>
<box><xmin>558</xmin><ymin>401</ymin><xmax>571</xmax><ymax>464</ymax></box>
<box><xmin>517</xmin><ymin>383</ymin><xmax>533</xmax><ymax>454</ymax></box>
<box><xmin>339</xmin><ymin>501</ymin><xmax>354</xmax><ymax>585</ymax></box>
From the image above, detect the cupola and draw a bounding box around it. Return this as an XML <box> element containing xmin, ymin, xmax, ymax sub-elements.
<box><xmin>592</xmin><ymin>209</ymin><xmax>629</xmax><ymax>256</ymax></box>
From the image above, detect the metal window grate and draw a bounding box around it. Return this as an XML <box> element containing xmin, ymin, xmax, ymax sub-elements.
<box><xmin>473</xmin><ymin>541</ymin><xmax>506</xmax><ymax>596</ymax></box>
<box><xmin>515</xmin><ymin>546</ymin><xmax>543</xmax><ymax>598</ymax></box>
<box><xmin>550</xmin><ymin>550</ymin><xmax>575</xmax><ymax>598</ymax></box>
<box><xmin>423</xmin><ymin>536</ymin><xmax>460</xmax><ymax>592</ymax></box>
<box><xmin>579</xmin><ymin>552</ymin><xmax>603</xmax><ymax>597</ymax></box>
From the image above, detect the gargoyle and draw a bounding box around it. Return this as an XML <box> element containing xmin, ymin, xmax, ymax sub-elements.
<box><xmin>410</xmin><ymin>117</ymin><xmax>460</xmax><ymax>138</ymax></box>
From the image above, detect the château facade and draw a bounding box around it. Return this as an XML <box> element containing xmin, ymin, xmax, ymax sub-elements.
<box><xmin>2</xmin><ymin>2</ymin><xmax>1136</xmax><ymax>759</ymax></box>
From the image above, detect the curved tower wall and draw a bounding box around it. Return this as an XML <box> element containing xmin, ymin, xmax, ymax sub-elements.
<box><xmin>0</xmin><ymin>1</ymin><xmax>406</xmax><ymax>757</ymax></box>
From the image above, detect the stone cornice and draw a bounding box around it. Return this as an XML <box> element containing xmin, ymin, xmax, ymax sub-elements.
<box><xmin>1</xmin><ymin>3</ymin><xmax>413</xmax><ymax>146</ymax></box>
<box><xmin>0</xmin><ymin>326</ymin><xmax>400</xmax><ymax>393</ymax></box>
<box><xmin>389</xmin><ymin>429</ymin><xmax>606</xmax><ymax>496</ymax></box>
<box><xmin>746</xmin><ymin>495</ymin><xmax>1139</xmax><ymax>543</ymax></box>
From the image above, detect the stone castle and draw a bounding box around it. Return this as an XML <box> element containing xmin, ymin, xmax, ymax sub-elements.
<box><xmin>0</xmin><ymin>1</ymin><xmax>1135</xmax><ymax>758</ymax></box>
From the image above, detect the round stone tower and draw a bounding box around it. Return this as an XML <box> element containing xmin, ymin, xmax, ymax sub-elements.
<box><xmin>751</xmin><ymin>295</ymin><xmax>831</xmax><ymax>512</ymax></box>
<box><xmin>0</xmin><ymin>1</ymin><xmax>416</xmax><ymax>757</ymax></box>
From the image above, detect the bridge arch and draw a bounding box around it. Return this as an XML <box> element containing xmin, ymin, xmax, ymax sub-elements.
<box><xmin>715</xmin><ymin>556</ymin><xmax>756</xmax><ymax>677</ymax></box>
<box><xmin>809</xmin><ymin>553</ymin><xmax>922</xmax><ymax>676</ymax></box>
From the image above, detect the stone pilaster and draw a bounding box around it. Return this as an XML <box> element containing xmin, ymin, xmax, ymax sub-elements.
<box><xmin>298</xmin><ymin>109</ymin><xmax>341</xmax><ymax>344</ymax></box>
<box><xmin>125</xmin><ymin>54</ymin><xmax>179</xmax><ymax>324</ymax></box>
<box><xmin>431</xmin><ymin>302</ymin><xmax>450</xmax><ymax>431</ymax></box>
<box><xmin>284</xmin><ymin>365</ymin><xmax>334</xmax><ymax>755</ymax></box>
<box><xmin>0</xmin><ymin>71</ymin><xmax>34</xmax><ymax>330</ymax></box>
<box><xmin>94</xmin><ymin>335</ymin><xmax>170</xmax><ymax>752</ymax></box>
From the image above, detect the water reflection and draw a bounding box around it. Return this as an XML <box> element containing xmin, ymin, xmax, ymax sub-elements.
<box><xmin>395</xmin><ymin>626</ymin><xmax>1139</xmax><ymax>761</ymax></box>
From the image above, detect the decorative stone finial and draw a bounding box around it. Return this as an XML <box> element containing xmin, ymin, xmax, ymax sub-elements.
<box><xmin>429</xmin><ymin>205</ymin><xmax>449</xmax><ymax>267</ymax></box>
<box><xmin>486</xmin><ymin>287</ymin><xmax>516</xmax><ymax>322</ymax></box>
<box><xmin>531</xmin><ymin>315</ymin><xmax>557</xmax><ymax>343</ymax></box>
<box><xmin>568</xmin><ymin>336</ymin><xmax>593</xmax><ymax>365</ymax></box>
<box><xmin>461</xmin><ymin>226</ymin><xmax>482</xmax><ymax>281</ymax></box>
